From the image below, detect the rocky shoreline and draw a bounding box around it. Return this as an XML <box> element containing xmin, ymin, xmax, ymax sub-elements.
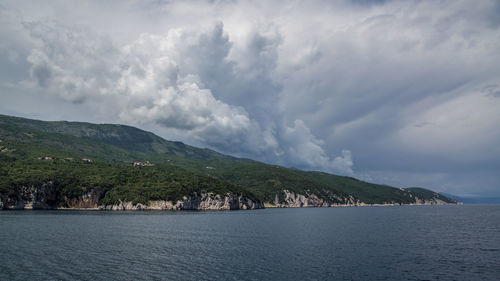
<box><xmin>262</xmin><ymin>189</ymin><xmax>461</xmax><ymax>208</ymax></box>
<box><xmin>0</xmin><ymin>185</ymin><xmax>460</xmax><ymax>211</ymax></box>
<box><xmin>100</xmin><ymin>193</ymin><xmax>263</xmax><ymax>211</ymax></box>
<box><xmin>1</xmin><ymin>201</ymin><xmax>461</xmax><ymax>211</ymax></box>
<box><xmin>0</xmin><ymin>185</ymin><xmax>263</xmax><ymax>211</ymax></box>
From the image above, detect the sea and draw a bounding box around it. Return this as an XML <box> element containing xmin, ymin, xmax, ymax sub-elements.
<box><xmin>1</xmin><ymin>205</ymin><xmax>499</xmax><ymax>281</ymax></box>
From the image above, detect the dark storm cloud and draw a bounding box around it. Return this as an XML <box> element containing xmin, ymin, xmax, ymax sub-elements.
<box><xmin>0</xmin><ymin>0</ymin><xmax>499</xmax><ymax>195</ymax></box>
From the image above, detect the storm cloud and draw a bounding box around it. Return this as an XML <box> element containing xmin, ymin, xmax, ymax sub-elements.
<box><xmin>1</xmin><ymin>0</ymin><xmax>499</xmax><ymax>196</ymax></box>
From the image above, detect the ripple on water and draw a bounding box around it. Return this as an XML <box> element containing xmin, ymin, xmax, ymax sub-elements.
<box><xmin>0</xmin><ymin>206</ymin><xmax>500</xmax><ymax>280</ymax></box>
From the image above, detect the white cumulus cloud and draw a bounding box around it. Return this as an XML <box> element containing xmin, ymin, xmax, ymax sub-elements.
<box><xmin>22</xmin><ymin>19</ymin><xmax>354</xmax><ymax>174</ymax></box>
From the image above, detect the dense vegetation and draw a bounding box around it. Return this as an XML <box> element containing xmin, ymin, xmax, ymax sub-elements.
<box><xmin>0</xmin><ymin>114</ymin><xmax>457</xmax><ymax>207</ymax></box>
<box><xmin>0</xmin><ymin>154</ymin><xmax>253</xmax><ymax>206</ymax></box>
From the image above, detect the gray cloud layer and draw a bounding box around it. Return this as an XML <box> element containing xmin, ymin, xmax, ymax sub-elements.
<box><xmin>1</xmin><ymin>0</ymin><xmax>499</xmax><ymax>196</ymax></box>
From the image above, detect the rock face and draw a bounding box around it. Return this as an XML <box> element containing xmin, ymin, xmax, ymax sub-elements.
<box><xmin>101</xmin><ymin>193</ymin><xmax>263</xmax><ymax>211</ymax></box>
<box><xmin>265</xmin><ymin>189</ymin><xmax>357</xmax><ymax>208</ymax></box>
<box><xmin>264</xmin><ymin>189</ymin><xmax>460</xmax><ymax>208</ymax></box>
<box><xmin>0</xmin><ymin>183</ymin><xmax>105</xmax><ymax>210</ymax></box>
<box><xmin>412</xmin><ymin>197</ymin><xmax>458</xmax><ymax>205</ymax></box>
<box><xmin>0</xmin><ymin>184</ymin><xmax>263</xmax><ymax>211</ymax></box>
<box><xmin>65</xmin><ymin>188</ymin><xmax>106</xmax><ymax>209</ymax></box>
<box><xmin>0</xmin><ymin>182</ymin><xmax>60</xmax><ymax>210</ymax></box>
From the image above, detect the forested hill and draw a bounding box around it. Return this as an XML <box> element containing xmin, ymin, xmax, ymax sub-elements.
<box><xmin>0</xmin><ymin>114</ymin><xmax>460</xmax><ymax>210</ymax></box>
<box><xmin>0</xmin><ymin>114</ymin><xmax>237</xmax><ymax>159</ymax></box>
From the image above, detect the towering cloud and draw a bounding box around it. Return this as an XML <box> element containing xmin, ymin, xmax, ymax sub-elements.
<box><xmin>22</xmin><ymin>19</ymin><xmax>351</xmax><ymax>174</ymax></box>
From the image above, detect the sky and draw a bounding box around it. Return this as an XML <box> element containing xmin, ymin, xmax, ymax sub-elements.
<box><xmin>1</xmin><ymin>0</ymin><xmax>499</xmax><ymax>198</ymax></box>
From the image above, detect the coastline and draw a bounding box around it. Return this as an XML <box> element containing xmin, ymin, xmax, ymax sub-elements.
<box><xmin>2</xmin><ymin>200</ymin><xmax>462</xmax><ymax>211</ymax></box>
<box><xmin>1</xmin><ymin>188</ymin><xmax>461</xmax><ymax>211</ymax></box>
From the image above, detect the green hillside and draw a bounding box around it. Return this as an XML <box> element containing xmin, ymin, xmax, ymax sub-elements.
<box><xmin>0</xmin><ymin>114</ymin><xmax>458</xmax><ymax>208</ymax></box>
<box><xmin>404</xmin><ymin>187</ymin><xmax>457</xmax><ymax>204</ymax></box>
